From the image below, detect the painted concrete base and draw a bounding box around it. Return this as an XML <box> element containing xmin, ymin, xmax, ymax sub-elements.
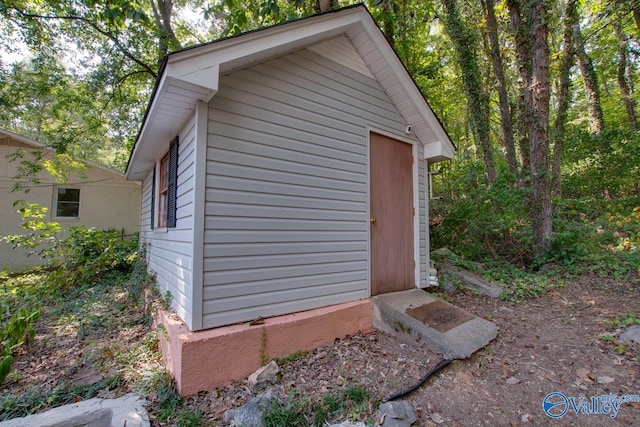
<box><xmin>156</xmin><ymin>300</ymin><xmax>374</xmax><ymax>396</ymax></box>
<box><xmin>0</xmin><ymin>393</ymin><xmax>148</xmax><ymax>427</ymax></box>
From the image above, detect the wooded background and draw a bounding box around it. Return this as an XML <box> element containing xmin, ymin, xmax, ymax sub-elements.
<box><xmin>1</xmin><ymin>0</ymin><xmax>639</xmax><ymax>267</ymax></box>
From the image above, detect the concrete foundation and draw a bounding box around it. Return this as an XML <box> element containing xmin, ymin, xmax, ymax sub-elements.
<box><xmin>371</xmin><ymin>289</ymin><xmax>498</xmax><ymax>359</ymax></box>
<box><xmin>155</xmin><ymin>300</ymin><xmax>374</xmax><ymax>396</ymax></box>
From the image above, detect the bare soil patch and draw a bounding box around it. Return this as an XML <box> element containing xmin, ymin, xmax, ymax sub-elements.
<box><xmin>2</xmin><ymin>274</ymin><xmax>639</xmax><ymax>426</ymax></box>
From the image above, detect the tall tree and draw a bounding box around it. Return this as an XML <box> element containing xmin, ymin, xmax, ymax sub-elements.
<box><xmin>507</xmin><ymin>0</ymin><xmax>531</xmax><ymax>172</ymax></box>
<box><xmin>552</xmin><ymin>0</ymin><xmax>577</xmax><ymax>197</ymax></box>
<box><xmin>615</xmin><ymin>20</ymin><xmax>637</xmax><ymax>129</ymax></box>
<box><xmin>508</xmin><ymin>0</ymin><xmax>553</xmax><ymax>255</ymax></box>
<box><xmin>481</xmin><ymin>0</ymin><xmax>518</xmax><ymax>175</ymax></box>
<box><xmin>442</xmin><ymin>0</ymin><xmax>496</xmax><ymax>184</ymax></box>
<box><xmin>572</xmin><ymin>4</ymin><xmax>605</xmax><ymax>134</ymax></box>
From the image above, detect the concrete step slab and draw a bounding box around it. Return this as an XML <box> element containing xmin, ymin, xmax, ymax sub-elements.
<box><xmin>371</xmin><ymin>289</ymin><xmax>498</xmax><ymax>359</ymax></box>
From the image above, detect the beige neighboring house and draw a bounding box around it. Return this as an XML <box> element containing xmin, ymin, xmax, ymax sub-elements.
<box><xmin>0</xmin><ymin>128</ymin><xmax>141</xmax><ymax>267</ymax></box>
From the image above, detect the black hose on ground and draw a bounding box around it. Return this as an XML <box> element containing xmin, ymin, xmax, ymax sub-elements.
<box><xmin>383</xmin><ymin>358</ymin><xmax>453</xmax><ymax>402</ymax></box>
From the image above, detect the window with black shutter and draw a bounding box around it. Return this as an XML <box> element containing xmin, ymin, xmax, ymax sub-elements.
<box><xmin>155</xmin><ymin>136</ymin><xmax>178</xmax><ymax>228</ymax></box>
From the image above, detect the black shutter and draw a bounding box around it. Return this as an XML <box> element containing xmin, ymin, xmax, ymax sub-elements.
<box><xmin>150</xmin><ymin>166</ymin><xmax>156</xmax><ymax>230</ymax></box>
<box><xmin>166</xmin><ymin>136</ymin><xmax>179</xmax><ymax>228</ymax></box>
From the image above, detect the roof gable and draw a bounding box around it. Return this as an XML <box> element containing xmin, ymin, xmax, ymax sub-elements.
<box><xmin>125</xmin><ymin>5</ymin><xmax>455</xmax><ymax>180</ymax></box>
<box><xmin>0</xmin><ymin>128</ymin><xmax>126</xmax><ymax>178</ymax></box>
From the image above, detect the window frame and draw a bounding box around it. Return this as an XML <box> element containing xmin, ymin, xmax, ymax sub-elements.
<box><xmin>152</xmin><ymin>136</ymin><xmax>178</xmax><ymax>230</ymax></box>
<box><xmin>54</xmin><ymin>186</ymin><xmax>81</xmax><ymax>219</ymax></box>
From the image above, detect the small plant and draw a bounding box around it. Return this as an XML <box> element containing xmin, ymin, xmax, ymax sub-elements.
<box><xmin>605</xmin><ymin>313</ymin><xmax>640</xmax><ymax>329</ymax></box>
<box><xmin>161</xmin><ymin>290</ymin><xmax>173</xmax><ymax>310</ymax></box>
<box><xmin>344</xmin><ymin>384</ymin><xmax>369</xmax><ymax>404</ymax></box>
<box><xmin>263</xmin><ymin>398</ymin><xmax>307</xmax><ymax>427</ymax></box>
<box><xmin>274</xmin><ymin>350</ymin><xmax>309</xmax><ymax>365</ymax></box>
<box><xmin>0</xmin><ymin>304</ymin><xmax>40</xmax><ymax>384</ymax></box>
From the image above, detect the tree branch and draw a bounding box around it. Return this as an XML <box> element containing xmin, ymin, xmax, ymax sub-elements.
<box><xmin>8</xmin><ymin>8</ymin><xmax>157</xmax><ymax>79</ymax></box>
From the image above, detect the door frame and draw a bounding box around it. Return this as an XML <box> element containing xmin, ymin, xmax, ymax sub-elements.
<box><xmin>366</xmin><ymin>127</ymin><xmax>421</xmax><ymax>295</ymax></box>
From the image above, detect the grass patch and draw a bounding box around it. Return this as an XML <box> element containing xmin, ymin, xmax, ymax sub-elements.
<box><xmin>263</xmin><ymin>383</ymin><xmax>372</xmax><ymax>427</ymax></box>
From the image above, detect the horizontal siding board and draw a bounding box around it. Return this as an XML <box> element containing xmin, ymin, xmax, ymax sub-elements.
<box><xmin>210</xmin><ymin>97</ymin><xmax>363</xmax><ymax>145</ymax></box>
<box><xmin>205</xmin><ymin>230</ymin><xmax>365</xmax><ymax>244</ymax></box>
<box><xmin>204</xmin><ymin>241</ymin><xmax>367</xmax><ymax>257</ymax></box>
<box><xmin>204</xmin><ymin>273</ymin><xmax>366</xmax><ymax>301</ymax></box>
<box><xmin>204</xmin><ymin>280</ymin><xmax>367</xmax><ymax>313</ymax></box>
<box><xmin>217</xmin><ymin>81</ymin><xmax>366</xmax><ymax>136</ymax></box>
<box><xmin>209</xmin><ymin>204</ymin><xmax>364</xmax><ymax>221</ymax></box>
<box><xmin>207</xmin><ymin>175</ymin><xmax>365</xmax><ymax>203</ymax></box>
<box><xmin>206</xmin><ymin>151</ymin><xmax>364</xmax><ymax>184</ymax></box>
<box><xmin>206</xmin><ymin>217</ymin><xmax>366</xmax><ymax>232</ymax></box>
<box><xmin>205</xmin><ymin>260</ymin><xmax>367</xmax><ymax>286</ymax></box>
<box><xmin>205</xmin><ymin>190</ymin><xmax>365</xmax><ymax>211</ymax></box>
<box><xmin>202</xmin><ymin>291</ymin><xmax>368</xmax><ymax>329</ymax></box>
<box><xmin>210</xmin><ymin>111</ymin><xmax>366</xmax><ymax>156</ymax></box>
<box><xmin>297</xmin><ymin>48</ymin><xmax>380</xmax><ymax>92</ymax></box>
<box><xmin>204</xmin><ymin>251</ymin><xmax>365</xmax><ymax>271</ymax></box>
<box><xmin>262</xmin><ymin>57</ymin><xmax>402</xmax><ymax>121</ymax></box>
<box><xmin>211</xmin><ymin>162</ymin><xmax>365</xmax><ymax>193</ymax></box>
<box><xmin>209</xmin><ymin>135</ymin><xmax>365</xmax><ymax>175</ymax></box>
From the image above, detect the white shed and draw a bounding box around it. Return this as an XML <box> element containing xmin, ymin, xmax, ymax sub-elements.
<box><xmin>126</xmin><ymin>5</ymin><xmax>454</xmax><ymax>383</ymax></box>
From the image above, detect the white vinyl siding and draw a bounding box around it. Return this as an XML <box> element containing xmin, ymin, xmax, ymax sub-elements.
<box><xmin>140</xmin><ymin>118</ymin><xmax>196</xmax><ymax>327</ymax></box>
<box><xmin>202</xmin><ymin>46</ymin><xmax>428</xmax><ymax>329</ymax></box>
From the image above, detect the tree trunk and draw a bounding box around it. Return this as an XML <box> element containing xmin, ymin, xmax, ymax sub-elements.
<box><xmin>443</xmin><ymin>0</ymin><xmax>496</xmax><ymax>184</ymax></box>
<box><xmin>615</xmin><ymin>22</ymin><xmax>637</xmax><ymax>129</ymax></box>
<box><xmin>632</xmin><ymin>0</ymin><xmax>640</xmax><ymax>33</ymax></box>
<box><xmin>507</xmin><ymin>0</ymin><xmax>531</xmax><ymax>173</ymax></box>
<box><xmin>552</xmin><ymin>0</ymin><xmax>577</xmax><ymax>197</ymax></box>
<box><xmin>482</xmin><ymin>0</ymin><xmax>518</xmax><ymax>175</ymax></box>
<box><xmin>151</xmin><ymin>0</ymin><xmax>181</xmax><ymax>62</ymax></box>
<box><xmin>315</xmin><ymin>0</ymin><xmax>337</xmax><ymax>13</ymax></box>
<box><xmin>508</xmin><ymin>0</ymin><xmax>553</xmax><ymax>256</ymax></box>
<box><xmin>573</xmin><ymin>8</ymin><xmax>604</xmax><ymax>134</ymax></box>
<box><xmin>529</xmin><ymin>0</ymin><xmax>553</xmax><ymax>255</ymax></box>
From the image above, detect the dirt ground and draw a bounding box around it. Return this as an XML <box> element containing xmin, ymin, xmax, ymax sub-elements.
<box><xmin>2</xmin><ymin>273</ymin><xmax>639</xmax><ymax>426</ymax></box>
<box><xmin>186</xmin><ymin>274</ymin><xmax>640</xmax><ymax>426</ymax></box>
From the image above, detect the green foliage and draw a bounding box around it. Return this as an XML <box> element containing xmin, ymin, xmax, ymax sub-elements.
<box><xmin>2</xmin><ymin>202</ymin><xmax>63</xmax><ymax>259</ymax></box>
<box><xmin>606</xmin><ymin>313</ymin><xmax>640</xmax><ymax>329</ymax></box>
<box><xmin>562</xmin><ymin>129</ymin><xmax>640</xmax><ymax>199</ymax></box>
<box><xmin>263</xmin><ymin>383</ymin><xmax>372</xmax><ymax>426</ymax></box>
<box><xmin>431</xmin><ymin>173</ymin><xmax>531</xmax><ymax>263</ymax></box>
<box><xmin>264</xmin><ymin>396</ymin><xmax>307</xmax><ymax>427</ymax></box>
<box><xmin>274</xmin><ymin>350</ymin><xmax>309</xmax><ymax>365</ymax></box>
<box><xmin>0</xmin><ymin>305</ymin><xmax>40</xmax><ymax>384</ymax></box>
<box><xmin>481</xmin><ymin>261</ymin><xmax>562</xmax><ymax>303</ymax></box>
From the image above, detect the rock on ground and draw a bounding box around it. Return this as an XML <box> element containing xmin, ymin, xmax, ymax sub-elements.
<box><xmin>0</xmin><ymin>394</ymin><xmax>148</xmax><ymax>427</ymax></box>
<box><xmin>222</xmin><ymin>389</ymin><xmax>279</xmax><ymax>427</ymax></box>
<box><xmin>375</xmin><ymin>400</ymin><xmax>417</xmax><ymax>427</ymax></box>
<box><xmin>247</xmin><ymin>360</ymin><xmax>279</xmax><ymax>389</ymax></box>
<box><xmin>619</xmin><ymin>325</ymin><xmax>640</xmax><ymax>344</ymax></box>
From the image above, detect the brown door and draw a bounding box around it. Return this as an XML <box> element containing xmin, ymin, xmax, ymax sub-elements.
<box><xmin>370</xmin><ymin>132</ymin><xmax>415</xmax><ymax>295</ymax></box>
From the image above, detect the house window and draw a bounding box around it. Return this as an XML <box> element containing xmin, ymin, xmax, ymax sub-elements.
<box><xmin>158</xmin><ymin>152</ymin><xmax>169</xmax><ymax>227</ymax></box>
<box><xmin>55</xmin><ymin>187</ymin><xmax>80</xmax><ymax>217</ymax></box>
<box><xmin>153</xmin><ymin>136</ymin><xmax>178</xmax><ymax>229</ymax></box>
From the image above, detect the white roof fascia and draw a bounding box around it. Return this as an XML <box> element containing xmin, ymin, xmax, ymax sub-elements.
<box><xmin>167</xmin><ymin>9</ymin><xmax>366</xmax><ymax>76</ymax></box>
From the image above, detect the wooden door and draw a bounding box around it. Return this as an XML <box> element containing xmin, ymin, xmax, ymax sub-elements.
<box><xmin>370</xmin><ymin>132</ymin><xmax>415</xmax><ymax>295</ymax></box>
